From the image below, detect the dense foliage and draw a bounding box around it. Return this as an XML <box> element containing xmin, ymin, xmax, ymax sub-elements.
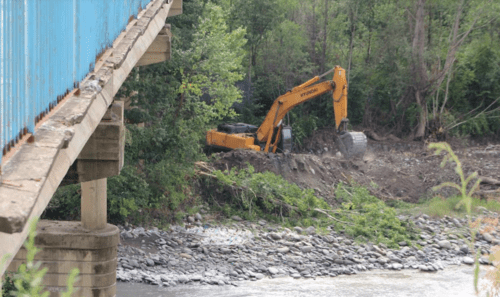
<box><xmin>333</xmin><ymin>183</ymin><xmax>418</xmax><ymax>248</ymax></box>
<box><xmin>230</xmin><ymin>0</ymin><xmax>500</xmax><ymax>140</ymax></box>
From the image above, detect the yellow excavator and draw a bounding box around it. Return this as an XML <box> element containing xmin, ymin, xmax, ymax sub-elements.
<box><xmin>206</xmin><ymin>66</ymin><xmax>367</xmax><ymax>158</ymax></box>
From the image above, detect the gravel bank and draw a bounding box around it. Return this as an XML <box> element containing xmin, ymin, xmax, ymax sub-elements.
<box><xmin>116</xmin><ymin>211</ymin><xmax>499</xmax><ymax>287</ymax></box>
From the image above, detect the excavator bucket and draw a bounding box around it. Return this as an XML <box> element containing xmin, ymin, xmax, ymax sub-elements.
<box><xmin>337</xmin><ymin>132</ymin><xmax>367</xmax><ymax>159</ymax></box>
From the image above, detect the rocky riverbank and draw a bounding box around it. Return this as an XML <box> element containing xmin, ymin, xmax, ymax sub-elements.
<box><xmin>116</xmin><ymin>210</ymin><xmax>499</xmax><ymax>287</ymax></box>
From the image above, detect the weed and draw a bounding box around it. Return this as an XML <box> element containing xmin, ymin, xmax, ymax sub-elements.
<box><xmin>426</xmin><ymin>196</ymin><xmax>453</xmax><ymax>217</ymax></box>
<box><xmin>385</xmin><ymin>199</ymin><xmax>413</xmax><ymax>210</ymax></box>
<box><xmin>332</xmin><ymin>182</ymin><xmax>418</xmax><ymax>248</ymax></box>
<box><xmin>1</xmin><ymin>270</ymin><xmax>15</xmax><ymax>296</ymax></box>
<box><xmin>428</xmin><ymin>142</ymin><xmax>482</xmax><ymax>294</ymax></box>
<box><xmin>424</xmin><ymin>195</ymin><xmax>500</xmax><ymax>218</ymax></box>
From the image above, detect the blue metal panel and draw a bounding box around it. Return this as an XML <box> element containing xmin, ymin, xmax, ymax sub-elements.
<box><xmin>0</xmin><ymin>0</ymin><xmax>154</xmax><ymax>163</ymax></box>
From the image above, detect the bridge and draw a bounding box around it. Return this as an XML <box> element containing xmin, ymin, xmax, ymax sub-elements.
<box><xmin>0</xmin><ymin>0</ymin><xmax>182</xmax><ymax>295</ymax></box>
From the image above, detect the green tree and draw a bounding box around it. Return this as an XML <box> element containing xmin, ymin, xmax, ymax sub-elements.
<box><xmin>110</xmin><ymin>1</ymin><xmax>248</xmax><ymax>223</ymax></box>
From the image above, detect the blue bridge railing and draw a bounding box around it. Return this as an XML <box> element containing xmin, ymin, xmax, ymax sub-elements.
<box><xmin>0</xmin><ymin>0</ymin><xmax>152</xmax><ymax>162</ymax></box>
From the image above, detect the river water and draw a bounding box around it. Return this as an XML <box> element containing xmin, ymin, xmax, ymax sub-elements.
<box><xmin>116</xmin><ymin>265</ymin><xmax>495</xmax><ymax>297</ymax></box>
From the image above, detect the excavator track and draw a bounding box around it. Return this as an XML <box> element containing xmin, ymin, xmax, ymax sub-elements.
<box><xmin>337</xmin><ymin>131</ymin><xmax>367</xmax><ymax>159</ymax></box>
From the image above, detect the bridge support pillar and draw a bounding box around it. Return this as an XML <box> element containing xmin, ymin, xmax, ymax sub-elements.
<box><xmin>81</xmin><ymin>178</ymin><xmax>107</xmax><ymax>231</ymax></box>
<box><xmin>6</xmin><ymin>220</ymin><xmax>119</xmax><ymax>297</ymax></box>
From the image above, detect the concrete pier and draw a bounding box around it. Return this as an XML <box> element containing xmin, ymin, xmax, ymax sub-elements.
<box><xmin>7</xmin><ymin>220</ymin><xmax>119</xmax><ymax>297</ymax></box>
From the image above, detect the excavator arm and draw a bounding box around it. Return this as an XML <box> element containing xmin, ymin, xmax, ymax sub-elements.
<box><xmin>257</xmin><ymin>66</ymin><xmax>358</xmax><ymax>154</ymax></box>
<box><xmin>256</xmin><ymin>80</ymin><xmax>334</xmax><ymax>149</ymax></box>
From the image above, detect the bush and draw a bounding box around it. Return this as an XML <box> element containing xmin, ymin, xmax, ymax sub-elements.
<box><xmin>207</xmin><ymin>164</ymin><xmax>329</xmax><ymax>225</ymax></box>
<box><xmin>332</xmin><ymin>182</ymin><xmax>418</xmax><ymax>248</ymax></box>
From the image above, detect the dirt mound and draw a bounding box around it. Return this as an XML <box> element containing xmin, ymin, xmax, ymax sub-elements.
<box><xmin>211</xmin><ymin>128</ymin><xmax>500</xmax><ymax>204</ymax></box>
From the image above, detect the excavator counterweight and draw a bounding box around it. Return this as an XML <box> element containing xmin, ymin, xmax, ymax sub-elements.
<box><xmin>206</xmin><ymin>66</ymin><xmax>367</xmax><ymax>158</ymax></box>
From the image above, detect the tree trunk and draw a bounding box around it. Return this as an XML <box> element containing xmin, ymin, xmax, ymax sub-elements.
<box><xmin>415</xmin><ymin>90</ymin><xmax>427</xmax><ymax>140</ymax></box>
<box><xmin>320</xmin><ymin>0</ymin><xmax>328</xmax><ymax>73</ymax></box>
<box><xmin>411</xmin><ymin>0</ymin><xmax>428</xmax><ymax>140</ymax></box>
<box><xmin>347</xmin><ymin>4</ymin><xmax>358</xmax><ymax>88</ymax></box>
<box><xmin>427</xmin><ymin>0</ymin><xmax>432</xmax><ymax>47</ymax></box>
<box><xmin>247</xmin><ymin>53</ymin><xmax>252</xmax><ymax>103</ymax></box>
<box><xmin>365</xmin><ymin>3</ymin><xmax>374</xmax><ymax>64</ymax></box>
<box><xmin>310</xmin><ymin>0</ymin><xmax>318</xmax><ymax>69</ymax></box>
<box><xmin>365</xmin><ymin>27</ymin><xmax>372</xmax><ymax>64</ymax></box>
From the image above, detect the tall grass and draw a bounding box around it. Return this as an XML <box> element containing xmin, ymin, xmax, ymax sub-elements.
<box><xmin>426</xmin><ymin>195</ymin><xmax>500</xmax><ymax>217</ymax></box>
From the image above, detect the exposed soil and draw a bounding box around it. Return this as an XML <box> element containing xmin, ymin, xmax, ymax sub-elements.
<box><xmin>211</xmin><ymin>127</ymin><xmax>500</xmax><ymax>204</ymax></box>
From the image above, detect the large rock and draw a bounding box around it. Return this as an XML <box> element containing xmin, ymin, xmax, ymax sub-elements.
<box><xmin>378</xmin><ymin>257</ymin><xmax>389</xmax><ymax>264</ymax></box>
<box><xmin>406</xmin><ymin>256</ymin><xmax>417</xmax><ymax>262</ymax></box>
<box><xmin>373</xmin><ymin>245</ymin><xmax>385</xmax><ymax>255</ymax></box>
<box><xmin>277</xmin><ymin>247</ymin><xmax>290</xmax><ymax>254</ymax></box>
<box><xmin>220</xmin><ymin>248</ymin><xmax>232</xmax><ymax>254</ymax></box>
<box><xmin>483</xmin><ymin>233</ymin><xmax>497</xmax><ymax>243</ymax></box>
<box><xmin>463</xmin><ymin>257</ymin><xmax>474</xmax><ymax>265</ymax></box>
<box><xmin>146</xmin><ymin>258</ymin><xmax>155</xmax><ymax>266</ymax></box>
<box><xmin>287</xmin><ymin>234</ymin><xmax>302</xmax><ymax>242</ymax></box>
<box><xmin>391</xmin><ymin>263</ymin><xmax>403</xmax><ymax>270</ymax></box>
<box><xmin>178</xmin><ymin>275</ymin><xmax>189</xmax><ymax>283</ymax></box>
<box><xmin>437</xmin><ymin>240</ymin><xmax>452</xmax><ymax>249</ymax></box>
<box><xmin>191</xmin><ymin>275</ymin><xmax>202</xmax><ymax>281</ymax></box>
<box><xmin>121</xmin><ymin>231</ymin><xmax>134</xmax><ymax>239</ymax></box>
<box><xmin>400</xmin><ymin>247</ymin><xmax>410</xmax><ymax>254</ymax></box>
<box><xmin>180</xmin><ymin>253</ymin><xmax>192</xmax><ymax>259</ymax></box>
<box><xmin>305</xmin><ymin>226</ymin><xmax>316</xmax><ymax>235</ymax></box>
<box><xmin>269</xmin><ymin>233</ymin><xmax>282</xmax><ymax>240</ymax></box>
<box><xmin>388</xmin><ymin>255</ymin><xmax>403</xmax><ymax>263</ymax></box>
<box><xmin>294</xmin><ymin>227</ymin><xmax>304</xmax><ymax>234</ymax></box>
<box><xmin>300</xmin><ymin>246</ymin><xmax>314</xmax><ymax>253</ymax></box>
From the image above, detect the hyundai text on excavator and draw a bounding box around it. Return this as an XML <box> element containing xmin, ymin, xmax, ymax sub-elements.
<box><xmin>205</xmin><ymin>66</ymin><xmax>367</xmax><ymax>158</ymax></box>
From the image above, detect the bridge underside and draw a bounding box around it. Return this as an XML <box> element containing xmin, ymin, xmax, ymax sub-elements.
<box><xmin>0</xmin><ymin>0</ymin><xmax>181</xmax><ymax>279</ymax></box>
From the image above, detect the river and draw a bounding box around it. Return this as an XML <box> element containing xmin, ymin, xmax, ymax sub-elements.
<box><xmin>116</xmin><ymin>265</ymin><xmax>495</xmax><ymax>297</ymax></box>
